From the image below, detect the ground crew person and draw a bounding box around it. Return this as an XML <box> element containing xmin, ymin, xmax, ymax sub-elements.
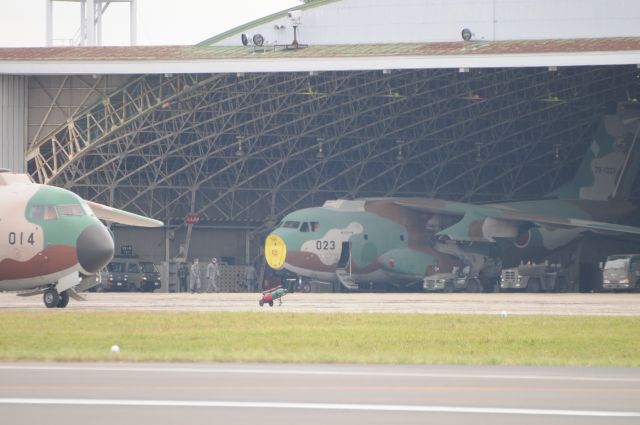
<box><xmin>178</xmin><ymin>262</ymin><xmax>188</xmax><ymax>292</ymax></box>
<box><xmin>246</xmin><ymin>265</ymin><xmax>257</xmax><ymax>292</ymax></box>
<box><xmin>190</xmin><ymin>258</ymin><xmax>201</xmax><ymax>293</ymax></box>
<box><xmin>206</xmin><ymin>257</ymin><xmax>220</xmax><ymax>292</ymax></box>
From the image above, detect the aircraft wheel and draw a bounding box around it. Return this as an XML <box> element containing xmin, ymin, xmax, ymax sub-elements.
<box><xmin>269</xmin><ymin>300</ymin><xmax>274</xmax><ymax>307</ymax></box>
<box><xmin>43</xmin><ymin>289</ymin><xmax>60</xmax><ymax>309</ymax></box>
<box><xmin>443</xmin><ymin>282</ymin><xmax>454</xmax><ymax>293</ymax></box>
<box><xmin>527</xmin><ymin>279</ymin><xmax>540</xmax><ymax>293</ymax></box>
<box><xmin>302</xmin><ymin>282</ymin><xmax>311</xmax><ymax>293</ymax></box>
<box><xmin>57</xmin><ymin>291</ymin><xmax>70</xmax><ymax>308</ymax></box>
<box><xmin>466</xmin><ymin>279</ymin><xmax>481</xmax><ymax>293</ymax></box>
<box><xmin>259</xmin><ymin>299</ymin><xmax>264</xmax><ymax>307</ymax></box>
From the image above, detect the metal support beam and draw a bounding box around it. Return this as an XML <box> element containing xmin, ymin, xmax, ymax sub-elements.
<box><xmin>26</xmin><ymin>66</ymin><xmax>638</xmax><ymax>230</ymax></box>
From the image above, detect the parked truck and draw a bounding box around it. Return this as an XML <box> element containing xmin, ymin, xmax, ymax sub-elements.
<box><xmin>500</xmin><ymin>262</ymin><xmax>567</xmax><ymax>293</ymax></box>
<box><xmin>602</xmin><ymin>254</ymin><xmax>640</xmax><ymax>291</ymax></box>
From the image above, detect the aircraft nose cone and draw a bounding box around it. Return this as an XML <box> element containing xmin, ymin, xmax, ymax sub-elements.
<box><xmin>265</xmin><ymin>234</ymin><xmax>287</xmax><ymax>270</ymax></box>
<box><xmin>76</xmin><ymin>224</ymin><xmax>115</xmax><ymax>274</ymax></box>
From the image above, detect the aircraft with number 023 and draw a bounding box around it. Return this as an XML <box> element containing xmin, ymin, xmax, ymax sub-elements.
<box><xmin>265</xmin><ymin>106</ymin><xmax>640</xmax><ymax>291</ymax></box>
<box><xmin>0</xmin><ymin>170</ymin><xmax>163</xmax><ymax>308</ymax></box>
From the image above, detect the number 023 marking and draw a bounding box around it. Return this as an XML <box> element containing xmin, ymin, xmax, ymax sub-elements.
<box><xmin>315</xmin><ymin>240</ymin><xmax>335</xmax><ymax>250</ymax></box>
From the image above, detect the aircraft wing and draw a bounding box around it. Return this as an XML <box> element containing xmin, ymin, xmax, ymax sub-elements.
<box><xmin>393</xmin><ymin>198</ymin><xmax>640</xmax><ymax>242</ymax></box>
<box><xmin>86</xmin><ymin>201</ymin><xmax>163</xmax><ymax>227</ymax></box>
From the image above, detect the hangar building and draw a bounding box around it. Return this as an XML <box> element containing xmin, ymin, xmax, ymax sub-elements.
<box><xmin>1</xmin><ymin>0</ymin><xmax>640</xmax><ymax>291</ymax></box>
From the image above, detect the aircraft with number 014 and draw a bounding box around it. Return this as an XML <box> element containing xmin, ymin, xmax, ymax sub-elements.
<box><xmin>265</xmin><ymin>106</ymin><xmax>640</xmax><ymax>291</ymax></box>
<box><xmin>0</xmin><ymin>170</ymin><xmax>163</xmax><ymax>308</ymax></box>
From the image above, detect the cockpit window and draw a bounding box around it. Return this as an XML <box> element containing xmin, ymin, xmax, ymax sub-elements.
<box><xmin>282</xmin><ymin>221</ymin><xmax>300</xmax><ymax>229</ymax></box>
<box><xmin>28</xmin><ymin>205</ymin><xmax>44</xmax><ymax>220</ymax></box>
<box><xmin>44</xmin><ymin>206</ymin><xmax>58</xmax><ymax>220</ymax></box>
<box><xmin>57</xmin><ymin>204</ymin><xmax>85</xmax><ymax>217</ymax></box>
<box><xmin>28</xmin><ymin>205</ymin><xmax>58</xmax><ymax>221</ymax></box>
<box><xmin>300</xmin><ymin>221</ymin><xmax>320</xmax><ymax>232</ymax></box>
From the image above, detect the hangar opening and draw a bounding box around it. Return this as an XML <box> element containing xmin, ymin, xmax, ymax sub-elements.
<box><xmin>2</xmin><ymin>0</ymin><xmax>640</xmax><ymax>292</ymax></box>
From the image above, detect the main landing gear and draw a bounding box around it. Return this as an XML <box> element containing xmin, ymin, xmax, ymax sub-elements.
<box><xmin>43</xmin><ymin>288</ymin><xmax>70</xmax><ymax>309</ymax></box>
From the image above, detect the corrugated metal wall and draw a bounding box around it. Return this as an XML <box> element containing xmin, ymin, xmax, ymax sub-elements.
<box><xmin>0</xmin><ymin>75</ymin><xmax>27</xmax><ymax>173</ymax></box>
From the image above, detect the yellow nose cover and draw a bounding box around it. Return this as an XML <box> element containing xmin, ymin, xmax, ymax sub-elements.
<box><xmin>265</xmin><ymin>234</ymin><xmax>287</xmax><ymax>270</ymax></box>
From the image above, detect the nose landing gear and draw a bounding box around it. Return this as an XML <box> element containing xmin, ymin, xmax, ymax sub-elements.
<box><xmin>43</xmin><ymin>288</ymin><xmax>70</xmax><ymax>308</ymax></box>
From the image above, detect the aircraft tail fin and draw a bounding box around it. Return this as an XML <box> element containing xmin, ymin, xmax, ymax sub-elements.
<box><xmin>551</xmin><ymin>103</ymin><xmax>640</xmax><ymax>202</ymax></box>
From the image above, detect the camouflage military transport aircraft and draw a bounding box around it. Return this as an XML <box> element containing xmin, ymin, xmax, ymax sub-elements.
<box><xmin>266</xmin><ymin>106</ymin><xmax>640</xmax><ymax>291</ymax></box>
<box><xmin>0</xmin><ymin>170</ymin><xmax>162</xmax><ymax>308</ymax></box>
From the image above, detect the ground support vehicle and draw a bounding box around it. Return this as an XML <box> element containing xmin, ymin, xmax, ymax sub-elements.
<box><xmin>139</xmin><ymin>261</ymin><xmax>161</xmax><ymax>292</ymax></box>
<box><xmin>500</xmin><ymin>262</ymin><xmax>566</xmax><ymax>293</ymax></box>
<box><xmin>423</xmin><ymin>266</ymin><xmax>483</xmax><ymax>293</ymax></box>
<box><xmin>602</xmin><ymin>254</ymin><xmax>640</xmax><ymax>291</ymax></box>
<box><xmin>259</xmin><ymin>285</ymin><xmax>288</xmax><ymax>306</ymax></box>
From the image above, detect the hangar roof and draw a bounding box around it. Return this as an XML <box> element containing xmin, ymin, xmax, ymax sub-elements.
<box><xmin>2</xmin><ymin>37</ymin><xmax>640</xmax><ymax>74</ymax></box>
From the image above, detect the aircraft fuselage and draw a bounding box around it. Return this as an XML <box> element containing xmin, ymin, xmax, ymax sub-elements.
<box><xmin>0</xmin><ymin>182</ymin><xmax>114</xmax><ymax>292</ymax></box>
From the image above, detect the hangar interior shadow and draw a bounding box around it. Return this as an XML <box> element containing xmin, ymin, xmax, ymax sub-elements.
<box><xmin>28</xmin><ymin>65</ymin><xmax>640</xmax><ymax>267</ymax></box>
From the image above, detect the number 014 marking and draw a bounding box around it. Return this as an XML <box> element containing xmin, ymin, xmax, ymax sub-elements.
<box><xmin>8</xmin><ymin>232</ymin><xmax>35</xmax><ymax>246</ymax></box>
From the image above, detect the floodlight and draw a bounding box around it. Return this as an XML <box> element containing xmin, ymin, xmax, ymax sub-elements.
<box><xmin>253</xmin><ymin>34</ymin><xmax>265</xmax><ymax>47</ymax></box>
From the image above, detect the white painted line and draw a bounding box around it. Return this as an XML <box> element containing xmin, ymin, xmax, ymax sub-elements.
<box><xmin>0</xmin><ymin>364</ymin><xmax>638</xmax><ymax>383</ymax></box>
<box><xmin>0</xmin><ymin>398</ymin><xmax>638</xmax><ymax>417</ymax></box>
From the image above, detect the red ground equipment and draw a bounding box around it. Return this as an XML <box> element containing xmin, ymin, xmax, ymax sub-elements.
<box><xmin>259</xmin><ymin>285</ymin><xmax>288</xmax><ymax>307</ymax></box>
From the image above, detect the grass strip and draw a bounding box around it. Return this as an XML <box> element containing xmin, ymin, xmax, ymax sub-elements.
<box><xmin>0</xmin><ymin>311</ymin><xmax>638</xmax><ymax>366</ymax></box>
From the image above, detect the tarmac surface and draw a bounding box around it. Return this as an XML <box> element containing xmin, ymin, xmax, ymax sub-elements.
<box><xmin>1</xmin><ymin>292</ymin><xmax>640</xmax><ymax>315</ymax></box>
<box><xmin>0</xmin><ymin>363</ymin><xmax>639</xmax><ymax>425</ymax></box>
<box><xmin>2</xmin><ymin>293</ymin><xmax>639</xmax><ymax>424</ymax></box>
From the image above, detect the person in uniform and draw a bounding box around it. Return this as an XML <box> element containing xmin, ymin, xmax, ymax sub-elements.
<box><xmin>178</xmin><ymin>262</ymin><xmax>188</xmax><ymax>292</ymax></box>
<box><xmin>190</xmin><ymin>258</ymin><xmax>201</xmax><ymax>293</ymax></box>
<box><xmin>206</xmin><ymin>257</ymin><xmax>220</xmax><ymax>292</ymax></box>
<box><xmin>246</xmin><ymin>265</ymin><xmax>257</xmax><ymax>292</ymax></box>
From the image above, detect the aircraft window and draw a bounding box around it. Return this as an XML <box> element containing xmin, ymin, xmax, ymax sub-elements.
<box><xmin>364</xmin><ymin>234</ymin><xmax>368</xmax><ymax>240</ymax></box>
<box><xmin>310</xmin><ymin>222</ymin><xmax>320</xmax><ymax>232</ymax></box>
<box><xmin>28</xmin><ymin>205</ymin><xmax>44</xmax><ymax>220</ymax></box>
<box><xmin>300</xmin><ymin>222</ymin><xmax>310</xmax><ymax>232</ymax></box>
<box><xmin>283</xmin><ymin>221</ymin><xmax>300</xmax><ymax>229</ymax></box>
<box><xmin>57</xmin><ymin>204</ymin><xmax>85</xmax><ymax>217</ymax></box>
<box><xmin>400</xmin><ymin>235</ymin><xmax>405</xmax><ymax>241</ymax></box>
<box><xmin>44</xmin><ymin>206</ymin><xmax>58</xmax><ymax>221</ymax></box>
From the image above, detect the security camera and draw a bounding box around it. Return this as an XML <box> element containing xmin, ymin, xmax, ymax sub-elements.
<box><xmin>288</xmin><ymin>10</ymin><xmax>302</xmax><ymax>20</ymax></box>
<box><xmin>288</xmin><ymin>9</ymin><xmax>303</xmax><ymax>24</ymax></box>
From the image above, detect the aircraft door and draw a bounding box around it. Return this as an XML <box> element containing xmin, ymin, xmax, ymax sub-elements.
<box><xmin>337</xmin><ymin>241</ymin><xmax>351</xmax><ymax>269</ymax></box>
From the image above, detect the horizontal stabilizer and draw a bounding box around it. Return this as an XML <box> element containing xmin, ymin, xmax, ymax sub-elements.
<box><xmin>87</xmin><ymin>201</ymin><xmax>163</xmax><ymax>227</ymax></box>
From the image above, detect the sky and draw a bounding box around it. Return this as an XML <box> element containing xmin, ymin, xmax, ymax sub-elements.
<box><xmin>0</xmin><ymin>0</ymin><xmax>301</xmax><ymax>47</ymax></box>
